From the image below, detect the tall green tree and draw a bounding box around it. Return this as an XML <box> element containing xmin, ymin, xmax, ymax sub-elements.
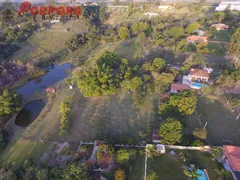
<box><xmin>59</xmin><ymin>96</ymin><xmax>72</xmax><ymax>136</ymax></box>
<box><xmin>0</xmin><ymin>89</ymin><xmax>21</xmax><ymax>115</ymax></box>
<box><xmin>185</xmin><ymin>22</ymin><xmax>200</xmax><ymax>34</ymax></box>
<box><xmin>118</xmin><ymin>27</ymin><xmax>130</xmax><ymax>40</ymax></box>
<box><xmin>146</xmin><ymin>144</ymin><xmax>159</xmax><ymax>159</ymax></box>
<box><xmin>228</xmin><ymin>28</ymin><xmax>240</xmax><ymax>56</ymax></box>
<box><xmin>116</xmin><ymin>149</ymin><xmax>137</xmax><ymax>163</ymax></box>
<box><xmin>62</xmin><ymin>163</ymin><xmax>89</xmax><ymax>180</ymax></box>
<box><xmin>158</xmin><ymin>118</ymin><xmax>183</xmax><ymax>145</ymax></box>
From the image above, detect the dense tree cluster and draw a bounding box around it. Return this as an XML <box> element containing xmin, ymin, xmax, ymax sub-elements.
<box><xmin>158</xmin><ymin>118</ymin><xmax>183</xmax><ymax>145</ymax></box>
<box><xmin>0</xmin><ymin>22</ymin><xmax>36</xmax><ymax>43</ymax></box>
<box><xmin>0</xmin><ymin>44</ymin><xmax>19</xmax><ymax>60</ymax></box>
<box><xmin>228</xmin><ymin>28</ymin><xmax>240</xmax><ymax>56</ymax></box>
<box><xmin>59</xmin><ymin>96</ymin><xmax>72</xmax><ymax>136</ymax></box>
<box><xmin>74</xmin><ymin>51</ymin><xmax>140</xmax><ymax>97</ymax></box>
<box><xmin>96</xmin><ymin>144</ymin><xmax>114</xmax><ymax>165</ymax></box>
<box><xmin>216</xmin><ymin>67</ymin><xmax>240</xmax><ymax>89</ymax></box>
<box><xmin>116</xmin><ymin>149</ymin><xmax>137</xmax><ymax>163</ymax></box>
<box><xmin>0</xmin><ymin>89</ymin><xmax>21</xmax><ymax>116</ymax></box>
<box><xmin>159</xmin><ymin>90</ymin><xmax>197</xmax><ymax>116</ymax></box>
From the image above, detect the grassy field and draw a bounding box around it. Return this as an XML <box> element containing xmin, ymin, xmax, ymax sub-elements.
<box><xmin>11</xmin><ymin>21</ymin><xmax>87</xmax><ymax>62</ymax></box>
<box><xmin>128</xmin><ymin>154</ymin><xmax>145</xmax><ymax>180</ymax></box>
<box><xmin>17</xmin><ymin>84</ymin><xmax>154</xmax><ymax>143</ymax></box>
<box><xmin>210</xmin><ymin>30</ymin><xmax>233</xmax><ymax>42</ymax></box>
<box><xmin>187</xmin><ymin>96</ymin><xmax>240</xmax><ymax>146</ymax></box>
<box><xmin>147</xmin><ymin>150</ymin><xmax>228</xmax><ymax>180</ymax></box>
<box><xmin>208</xmin><ymin>42</ymin><xmax>226</xmax><ymax>56</ymax></box>
<box><xmin>0</xmin><ymin>139</ymin><xmax>54</xmax><ymax>168</ymax></box>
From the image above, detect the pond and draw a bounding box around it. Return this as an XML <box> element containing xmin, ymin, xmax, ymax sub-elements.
<box><xmin>17</xmin><ymin>63</ymin><xmax>72</xmax><ymax>100</ymax></box>
<box><xmin>15</xmin><ymin>100</ymin><xmax>46</xmax><ymax>127</ymax></box>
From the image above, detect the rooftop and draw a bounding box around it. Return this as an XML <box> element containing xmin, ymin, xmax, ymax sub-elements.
<box><xmin>224</xmin><ymin>145</ymin><xmax>240</xmax><ymax>171</ymax></box>
<box><xmin>187</xmin><ymin>35</ymin><xmax>208</xmax><ymax>42</ymax></box>
<box><xmin>171</xmin><ymin>83</ymin><xmax>189</xmax><ymax>91</ymax></box>
<box><xmin>190</xmin><ymin>69</ymin><xmax>209</xmax><ymax>78</ymax></box>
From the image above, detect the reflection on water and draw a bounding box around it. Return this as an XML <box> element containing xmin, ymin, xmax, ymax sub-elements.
<box><xmin>17</xmin><ymin>63</ymin><xmax>72</xmax><ymax>100</ymax></box>
<box><xmin>15</xmin><ymin>100</ymin><xmax>46</xmax><ymax>127</ymax></box>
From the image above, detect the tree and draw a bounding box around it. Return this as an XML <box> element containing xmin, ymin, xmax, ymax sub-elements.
<box><xmin>192</xmin><ymin>53</ymin><xmax>205</xmax><ymax>66</ymax></box>
<box><xmin>116</xmin><ymin>149</ymin><xmax>137</xmax><ymax>163</ymax></box>
<box><xmin>151</xmin><ymin>58</ymin><xmax>166</xmax><ymax>72</ymax></box>
<box><xmin>184</xmin><ymin>165</ymin><xmax>204</xmax><ymax>180</ymax></box>
<box><xmin>0</xmin><ymin>128</ymin><xmax>6</xmax><ymax>152</ymax></box>
<box><xmin>121</xmin><ymin>77</ymin><xmax>143</xmax><ymax>91</ymax></box>
<box><xmin>211</xmin><ymin>147</ymin><xmax>224</xmax><ymax>159</ymax></box>
<box><xmin>62</xmin><ymin>163</ymin><xmax>89</xmax><ymax>180</ymax></box>
<box><xmin>118</xmin><ymin>27</ymin><xmax>130</xmax><ymax>40</ymax></box>
<box><xmin>36</xmin><ymin>168</ymin><xmax>48</xmax><ymax>180</ymax></box>
<box><xmin>147</xmin><ymin>172</ymin><xmax>158</xmax><ymax>180</ymax></box>
<box><xmin>163</xmin><ymin>26</ymin><xmax>184</xmax><ymax>39</ymax></box>
<box><xmin>185</xmin><ymin>22</ymin><xmax>200</xmax><ymax>34</ymax></box>
<box><xmin>213</xmin><ymin>12</ymin><xmax>226</xmax><ymax>22</ymax></box>
<box><xmin>158</xmin><ymin>118</ymin><xmax>183</xmax><ymax>145</ymax></box>
<box><xmin>154</xmin><ymin>73</ymin><xmax>174</xmax><ymax>93</ymax></box>
<box><xmin>146</xmin><ymin>144</ymin><xmax>159</xmax><ymax>159</ymax></box>
<box><xmin>131</xmin><ymin>22</ymin><xmax>149</xmax><ymax>35</ymax></box>
<box><xmin>193</xmin><ymin>128</ymin><xmax>207</xmax><ymax>140</ymax></box>
<box><xmin>59</xmin><ymin>96</ymin><xmax>72</xmax><ymax>136</ymax></box>
<box><xmin>0</xmin><ymin>89</ymin><xmax>21</xmax><ymax>115</ymax></box>
<box><xmin>169</xmin><ymin>91</ymin><xmax>197</xmax><ymax>115</ymax></box>
<box><xmin>96</xmin><ymin>144</ymin><xmax>114</xmax><ymax>164</ymax></box>
<box><xmin>114</xmin><ymin>169</ymin><xmax>126</xmax><ymax>180</ymax></box>
<box><xmin>227</xmin><ymin>28</ymin><xmax>240</xmax><ymax>56</ymax></box>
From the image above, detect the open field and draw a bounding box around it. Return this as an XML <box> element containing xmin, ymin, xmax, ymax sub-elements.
<box><xmin>147</xmin><ymin>150</ymin><xmax>230</xmax><ymax>180</ymax></box>
<box><xmin>210</xmin><ymin>30</ymin><xmax>233</xmax><ymax>42</ymax></box>
<box><xmin>0</xmin><ymin>139</ymin><xmax>55</xmax><ymax>168</ymax></box>
<box><xmin>208</xmin><ymin>42</ymin><xmax>226</xmax><ymax>56</ymax></box>
<box><xmin>187</xmin><ymin>96</ymin><xmax>240</xmax><ymax>146</ymax></box>
<box><xmin>11</xmin><ymin>21</ymin><xmax>87</xmax><ymax>63</ymax></box>
<box><xmin>16</xmin><ymin>84</ymin><xmax>154</xmax><ymax>143</ymax></box>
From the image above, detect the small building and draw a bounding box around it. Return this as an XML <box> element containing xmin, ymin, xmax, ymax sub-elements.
<box><xmin>203</xmin><ymin>68</ymin><xmax>213</xmax><ymax>74</ymax></box>
<box><xmin>182</xmin><ymin>75</ymin><xmax>191</xmax><ymax>86</ymax></box>
<box><xmin>152</xmin><ymin>130</ymin><xmax>161</xmax><ymax>143</ymax></box>
<box><xmin>211</xmin><ymin>23</ymin><xmax>229</xmax><ymax>31</ymax></box>
<box><xmin>187</xmin><ymin>35</ymin><xmax>208</xmax><ymax>43</ymax></box>
<box><xmin>156</xmin><ymin>144</ymin><xmax>165</xmax><ymax>154</ymax></box>
<box><xmin>189</xmin><ymin>68</ymin><xmax>210</xmax><ymax>82</ymax></box>
<box><xmin>158</xmin><ymin>5</ymin><xmax>173</xmax><ymax>11</ymax></box>
<box><xmin>170</xmin><ymin>83</ymin><xmax>189</xmax><ymax>93</ymax></box>
<box><xmin>194</xmin><ymin>29</ymin><xmax>205</xmax><ymax>36</ymax></box>
<box><xmin>46</xmin><ymin>88</ymin><xmax>55</xmax><ymax>94</ymax></box>
<box><xmin>215</xmin><ymin>1</ymin><xmax>240</xmax><ymax>11</ymax></box>
<box><xmin>223</xmin><ymin>145</ymin><xmax>240</xmax><ymax>180</ymax></box>
<box><xmin>168</xmin><ymin>64</ymin><xmax>182</xmax><ymax>70</ymax></box>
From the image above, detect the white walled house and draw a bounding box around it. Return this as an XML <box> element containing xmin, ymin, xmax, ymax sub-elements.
<box><xmin>189</xmin><ymin>68</ymin><xmax>210</xmax><ymax>82</ymax></box>
<box><xmin>216</xmin><ymin>1</ymin><xmax>240</xmax><ymax>11</ymax></box>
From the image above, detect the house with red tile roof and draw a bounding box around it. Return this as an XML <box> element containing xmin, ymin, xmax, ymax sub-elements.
<box><xmin>187</xmin><ymin>35</ymin><xmax>208</xmax><ymax>43</ymax></box>
<box><xmin>223</xmin><ymin>145</ymin><xmax>240</xmax><ymax>180</ymax></box>
<box><xmin>170</xmin><ymin>83</ymin><xmax>189</xmax><ymax>93</ymax></box>
<box><xmin>211</xmin><ymin>23</ymin><xmax>229</xmax><ymax>31</ymax></box>
<box><xmin>188</xmin><ymin>68</ymin><xmax>210</xmax><ymax>82</ymax></box>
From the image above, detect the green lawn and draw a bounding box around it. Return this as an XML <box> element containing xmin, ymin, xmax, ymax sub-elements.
<box><xmin>0</xmin><ymin>139</ymin><xmax>54</xmax><ymax>168</ymax></box>
<box><xmin>148</xmin><ymin>150</ymin><xmax>230</xmax><ymax>180</ymax></box>
<box><xmin>147</xmin><ymin>153</ymin><xmax>186</xmax><ymax>180</ymax></box>
<box><xmin>187</xmin><ymin>96</ymin><xmax>240</xmax><ymax>145</ymax></box>
<box><xmin>207</xmin><ymin>42</ymin><xmax>226</xmax><ymax>55</ymax></box>
<box><xmin>210</xmin><ymin>30</ymin><xmax>232</xmax><ymax>42</ymax></box>
<box><xmin>128</xmin><ymin>154</ymin><xmax>145</xmax><ymax>180</ymax></box>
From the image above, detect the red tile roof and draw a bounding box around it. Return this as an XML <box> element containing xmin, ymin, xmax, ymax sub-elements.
<box><xmin>171</xmin><ymin>83</ymin><xmax>189</xmax><ymax>91</ymax></box>
<box><xmin>224</xmin><ymin>145</ymin><xmax>240</xmax><ymax>171</ymax></box>
<box><xmin>187</xmin><ymin>35</ymin><xmax>208</xmax><ymax>42</ymax></box>
<box><xmin>212</xmin><ymin>23</ymin><xmax>229</xmax><ymax>30</ymax></box>
<box><xmin>190</xmin><ymin>68</ymin><xmax>209</xmax><ymax>78</ymax></box>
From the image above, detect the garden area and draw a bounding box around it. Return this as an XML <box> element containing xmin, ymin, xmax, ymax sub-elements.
<box><xmin>147</xmin><ymin>149</ymin><xmax>232</xmax><ymax>180</ymax></box>
<box><xmin>187</xmin><ymin>96</ymin><xmax>240</xmax><ymax>146</ymax></box>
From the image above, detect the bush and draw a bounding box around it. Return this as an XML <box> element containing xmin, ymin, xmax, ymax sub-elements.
<box><xmin>211</xmin><ymin>147</ymin><xmax>224</xmax><ymax>159</ymax></box>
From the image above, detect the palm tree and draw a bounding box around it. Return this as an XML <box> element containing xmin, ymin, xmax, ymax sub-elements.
<box><xmin>145</xmin><ymin>145</ymin><xmax>159</xmax><ymax>159</ymax></box>
<box><xmin>184</xmin><ymin>165</ymin><xmax>204</xmax><ymax>180</ymax></box>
